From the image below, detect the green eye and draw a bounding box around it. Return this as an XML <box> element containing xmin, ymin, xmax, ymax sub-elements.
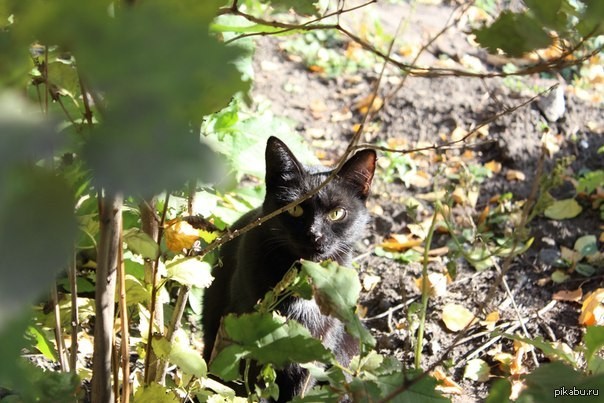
<box><xmin>328</xmin><ymin>207</ymin><xmax>346</xmax><ymax>221</ymax></box>
<box><xmin>287</xmin><ymin>205</ymin><xmax>304</xmax><ymax>217</ymax></box>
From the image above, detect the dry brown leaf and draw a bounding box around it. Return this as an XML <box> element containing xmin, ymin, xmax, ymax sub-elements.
<box><xmin>579</xmin><ymin>288</ymin><xmax>604</xmax><ymax>326</ymax></box>
<box><xmin>165</xmin><ymin>219</ymin><xmax>199</xmax><ymax>253</ymax></box>
<box><xmin>506</xmin><ymin>169</ymin><xmax>526</xmax><ymax>181</ymax></box>
<box><xmin>381</xmin><ymin>234</ymin><xmax>423</xmax><ymax>251</ymax></box>
<box><xmin>560</xmin><ymin>246</ymin><xmax>582</xmax><ymax>265</ymax></box>
<box><xmin>461</xmin><ymin>150</ymin><xmax>475</xmax><ymax>160</ymax></box>
<box><xmin>432</xmin><ymin>368</ymin><xmax>464</xmax><ymax>395</ymax></box>
<box><xmin>553</xmin><ymin>288</ymin><xmax>583</xmax><ymax>302</ymax></box>
<box><xmin>308</xmin><ymin>65</ymin><xmax>324</xmax><ymax>73</ymax></box>
<box><xmin>542</xmin><ymin>131</ymin><xmax>561</xmax><ymax>157</ymax></box>
<box><xmin>354</xmin><ymin>94</ymin><xmax>383</xmax><ymax>115</ymax></box>
<box><xmin>442</xmin><ymin>303</ymin><xmax>476</xmax><ymax>332</ymax></box>
<box><xmin>477</xmin><ymin>205</ymin><xmax>490</xmax><ymax>226</ymax></box>
<box><xmin>417</xmin><ymin>190</ymin><xmax>447</xmax><ymax>201</ymax></box>
<box><xmin>485</xmin><ymin>160</ymin><xmax>502</xmax><ymax>174</ymax></box>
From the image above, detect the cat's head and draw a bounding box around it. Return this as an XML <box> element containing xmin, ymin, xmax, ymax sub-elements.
<box><xmin>263</xmin><ymin>136</ymin><xmax>376</xmax><ymax>262</ymax></box>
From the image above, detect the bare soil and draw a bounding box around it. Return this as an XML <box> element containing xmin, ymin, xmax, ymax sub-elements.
<box><xmin>250</xmin><ymin>2</ymin><xmax>604</xmax><ymax>401</ymax></box>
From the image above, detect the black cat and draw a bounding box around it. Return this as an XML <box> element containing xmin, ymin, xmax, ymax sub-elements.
<box><xmin>202</xmin><ymin>136</ymin><xmax>376</xmax><ymax>401</ymax></box>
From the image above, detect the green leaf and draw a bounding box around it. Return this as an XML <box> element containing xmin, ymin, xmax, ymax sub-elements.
<box><xmin>464</xmin><ymin>358</ymin><xmax>490</xmax><ymax>382</ymax></box>
<box><xmin>165</xmin><ymin>257</ymin><xmax>213</xmax><ymax>288</ymax></box>
<box><xmin>123</xmin><ymin>275</ymin><xmax>151</xmax><ymax>306</ymax></box>
<box><xmin>517</xmin><ymin>362</ymin><xmax>604</xmax><ymax>403</ymax></box>
<box><xmin>577</xmin><ymin>170</ymin><xmax>604</xmax><ymax>194</ymax></box>
<box><xmin>211</xmin><ymin>312</ymin><xmax>332</xmax><ymax>380</ymax></box>
<box><xmin>578</xmin><ymin>0</ymin><xmax>604</xmax><ymax>36</ymax></box>
<box><xmin>124</xmin><ymin>228</ymin><xmax>159</xmax><ymax>259</ymax></box>
<box><xmin>501</xmin><ymin>334</ymin><xmax>577</xmax><ymax>366</ymax></box>
<box><xmin>585</xmin><ymin>326</ymin><xmax>604</xmax><ymax>368</ymax></box>
<box><xmin>575</xmin><ymin>235</ymin><xmax>598</xmax><ymax>257</ymax></box>
<box><xmin>473</xmin><ymin>11</ymin><xmax>552</xmax><ymax>57</ymax></box>
<box><xmin>301</xmin><ymin>260</ymin><xmax>374</xmax><ymax>344</ymax></box>
<box><xmin>133</xmin><ymin>382</ymin><xmax>180</xmax><ymax>403</ymax></box>
<box><xmin>300</xmin><ymin>260</ymin><xmax>360</xmax><ymax>322</ymax></box>
<box><xmin>486</xmin><ymin>379</ymin><xmax>511</xmax><ymax>403</ymax></box>
<box><xmin>47</xmin><ymin>60</ymin><xmax>80</xmax><ymax>99</ymax></box>
<box><xmin>524</xmin><ymin>0</ymin><xmax>569</xmax><ymax>31</ymax></box>
<box><xmin>209</xmin><ymin>344</ymin><xmax>249</xmax><ymax>381</ymax></box>
<box><xmin>168</xmin><ymin>330</ymin><xmax>207</xmax><ymax>378</ymax></box>
<box><xmin>0</xmin><ymin>166</ymin><xmax>77</xmax><ymax>324</ymax></box>
<box><xmin>26</xmin><ymin>326</ymin><xmax>58</xmax><ymax>362</ymax></box>
<box><xmin>544</xmin><ymin>198</ymin><xmax>583</xmax><ymax>219</ymax></box>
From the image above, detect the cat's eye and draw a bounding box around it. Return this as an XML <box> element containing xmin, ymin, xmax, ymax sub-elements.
<box><xmin>327</xmin><ymin>207</ymin><xmax>346</xmax><ymax>221</ymax></box>
<box><xmin>287</xmin><ymin>205</ymin><xmax>304</xmax><ymax>217</ymax></box>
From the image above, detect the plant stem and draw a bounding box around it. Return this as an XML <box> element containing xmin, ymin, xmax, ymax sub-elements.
<box><xmin>414</xmin><ymin>206</ymin><xmax>438</xmax><ymax>369</ymax></box>
<box><xmin>68</xmin><ymin>253</ymin><xmax>79</xmax><ymax>373</ymax></box>
<box><xmin>91</xmin><ymin>192</ymin><xmax>123</xmax><ymax>403</ymax></box>
<box><xmin>117</xmin><ymin>228</ymin><xmax>130</xmax><ymax>402</ymax></box>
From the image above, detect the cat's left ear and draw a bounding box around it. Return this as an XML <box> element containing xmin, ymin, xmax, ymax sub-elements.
<box><xmin>338</xmin><ymin>149</ymin><xmax>376</xmax><ymax>199</ymax></box>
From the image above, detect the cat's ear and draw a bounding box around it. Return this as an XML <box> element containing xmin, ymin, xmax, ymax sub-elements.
<box><xmin>265</xmin><ymin>136</ymin><xmax>304</xmax><ymax>189</ymax></box>
<box><xmin>338</xmin><ymin>149</ymin><xmax>376</xmax><ymax>199</ymax></box>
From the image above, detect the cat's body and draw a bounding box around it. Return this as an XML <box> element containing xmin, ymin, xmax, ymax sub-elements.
<box><xmin>202</xmin><ymin>136</ymin><xmax>376</xmax><ymax>401</ymax></box>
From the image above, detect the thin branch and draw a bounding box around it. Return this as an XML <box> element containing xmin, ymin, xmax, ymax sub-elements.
<box><xmin>353</xmin><ymin>84</ymin><xmax>557</xmax><ymax>155</ymax></box>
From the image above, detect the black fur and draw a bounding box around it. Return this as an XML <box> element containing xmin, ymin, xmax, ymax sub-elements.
<box><xmin>202</xmin><ymin>136</ymin><xmax>376</xmax><ymax>401</ymax></box>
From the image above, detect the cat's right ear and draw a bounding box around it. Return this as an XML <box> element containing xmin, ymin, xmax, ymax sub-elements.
<box><xmin>265</xmin><ymin>136</ymin><xmax>304</xmax><ymax>189</ymax></box>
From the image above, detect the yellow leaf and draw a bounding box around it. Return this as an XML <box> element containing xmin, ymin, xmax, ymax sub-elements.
<box><xmin>432</xmin><ymin>368</ymin><xmax>463</xmax><ymax>395</ymax></box>
<box><xmin>354</xmin><ymin>94</ymin><xmax>383</xmax><ymax>115</ymax></box>
<box><xmin>480</xmin><ymin>311</ymin><xmax>500</xmax><ymax>331</ymax></box>
<box><xmin>579</xmin><ymin>288</ymin><xmax>604</xmax><ymax>326</ymax></box>
<box><xmin>442</xmin><ymin>303</ymin><xmax>476</xmax><ymax>332</ymax></box>
<box><xmin>381</xmin><ymin>234</ymin><xmax>423</xmax><ymax>251</ymax></box>
<box><xmin>165</xmin><ymin>219</ymin><xmax>199</xmax><ymax>253</ymax></box>
<box><xmin>485</xmin><ymin>160</ymin><xmax>502</xmax><ymax>173</ymax></box>
<box><xmin>544</xmin><ymin>198</ymin><xmax>583</xmax><ymax>220</ymax></box>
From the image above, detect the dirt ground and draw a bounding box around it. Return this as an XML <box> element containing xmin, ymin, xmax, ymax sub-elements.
<box><xmin>250</xmin><ymin>1</ymin><xmax>604</xmax><ymax>401</ymax></box>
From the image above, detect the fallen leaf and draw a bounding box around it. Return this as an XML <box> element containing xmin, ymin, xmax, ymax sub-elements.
<box><xmin>551</xmin><ymin>270</ymin><xmax>570</xmax><ymax>283</ymax></box>
<box><xmin>165</xmin><ymin>219</ymin><xmax>199</xmax><ymax>253</ymax></box>
<box><xmin>542</xmin><ymin>131</ymin><xmax>561</xmax><ymax>157</ymax></box>
<box><xmin>432</xmin><ymin>368</ymin><xmax>463</xmax><ymax>395</ymax></box>
<box><xmin>579</xmin><ymin>288</ymin><xmax>604</xmax><ymax>326</ymax></box>
<box><xmin>477</xmin><ymin>205</ymin><xmax>490</xmax><ymax>225</ymax></box>
<box><xmin>354</xmin><ymin>94</ymin><xmax>383</xmax><ymax>115</ymax></box>
<box><xmin>381</xmin><ymin>234</ymin><xmax>423</xmax><ymax>251</ymax></box>
<box><xmin>308</xmin><ymin>65</ymin><xmax>324</xmax><ymax>73</ymax></box>
<box><xmin>493</xmin><ymin>352</ymin><xmax>514</xmax><ymax>373</ymax></box>
<box><xmin>417</xmin><ymin>190</ymin><xmax>447</xmax><ymax>201</ymax></box>
<box><xmin>442</xmin><ymin>303</ymin><xmax>476</xmax><ymax>332</ymax></box>
<box><xmin>414</xmin><ymin>273</ymin><xmax>448</xmax><ymax>297</ymax></box>
<box><xmin>553</xmin><ymin>288</ymin><xmax>583</xmax><ymax>302</ymax></box>
<box><xmin>450</xmin><ymin>127</ymin><xmax>468</xmax><ymax>142</ymax></box>
<box><xmin>485</xmin><ymin>160</ymin><xmax>502</xmax><ymax>174</ymax></box>
<box><xmin>330</xmin><ymin>108</ymin><xmax>352</xmax><ymax>122</ymax></box>
<box><xmin>544</xmin><ymin>198</ymin><xmax>583</xmax><ymax>220</ymax></box>
<box><xmin>506</xmin><ymin>169</ymin><xmax>526</xmax><ymax>181</ymax></box>
<box><xmin>362</xmin><ymin>274</ymin><xmax>381</xmax><ymax>292</ymax></box>
<box><xmin>405</xmin><ymin>171</ymin><xmax>432</xmax><ymax>188</ymax></box>
<box><xmin>463</xmin><ymin>358</ymin><xmax>490</xmax><ymax>382</ymax></box>
<box><xmin>560</xmin><ymin>245</ymin><xmax>582</xmax><ymax>265</ymax></box>
<box><xmin>480</xmin><ymin>311</ymin><xmax>500</xmax><ymax>331</ymax></box>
